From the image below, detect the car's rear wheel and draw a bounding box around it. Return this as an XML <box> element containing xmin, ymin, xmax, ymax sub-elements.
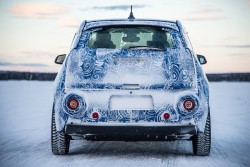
<box><xmin>192</xmin><ymin>112</ymin><xmax>211</xmax><ymax>156</ymax></box>
<box><xmin>51</xmin><ymin>111</ymin><xmax>70</xmax><ymax>155</ymax></box>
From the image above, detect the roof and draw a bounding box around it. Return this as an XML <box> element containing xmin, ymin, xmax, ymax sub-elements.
<box><xmin>82</xmin><ymin>19</ymin><xmax>179</xmax><ymax>31</ymax></box>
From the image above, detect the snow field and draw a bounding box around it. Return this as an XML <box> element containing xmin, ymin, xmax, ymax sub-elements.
<box><xmin>0</xmin><ymin>81</ymin><xmax>250</xmax><ymax>167</ymax></box>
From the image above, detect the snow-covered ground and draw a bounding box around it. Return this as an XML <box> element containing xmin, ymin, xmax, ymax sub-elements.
<box><xmin>0</xmin><ymin>81</ymin><xmax>250</xmax><ymax>167</ymax></box>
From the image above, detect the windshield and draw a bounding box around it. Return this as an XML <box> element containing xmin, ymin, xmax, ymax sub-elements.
<box><xmin>87</xmin><ymin>27</ymin><xmax>174</xmax><ymax>49</ymax></box>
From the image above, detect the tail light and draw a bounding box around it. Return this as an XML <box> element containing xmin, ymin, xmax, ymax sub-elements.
<box><xmin>183</xmin><ymin>99</ymin><xmax>195</xmax><ymax>111</ymax></box>
<box><xmin>163</xmin><ymin>113</ymin><xmax>170</xmax><ymax>119</ymax></box>
<box><xmin>67</xmin><ymin>98</ymin><xmax>79</xmax><ymax>110</ymax></box>
<box><xmin>92</xmin><ymin>112</ymin><xmax>99</xmax><ymax>119</ymax></box>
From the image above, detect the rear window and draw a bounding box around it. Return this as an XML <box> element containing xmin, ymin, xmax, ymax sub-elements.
<box><xmin>87</xmin><ymin>27</ymin><xmax>174</xmax><ymax>49</ymax></box>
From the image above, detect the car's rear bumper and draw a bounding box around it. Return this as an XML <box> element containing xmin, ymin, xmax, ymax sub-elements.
<box><xmin>65</xmin><ymin>124</ymin><xmax>197</xmax><ymax>141</ymax></box>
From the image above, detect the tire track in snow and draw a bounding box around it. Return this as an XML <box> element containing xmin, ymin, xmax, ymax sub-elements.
<box><xmin>69</xmin><ymin>140</ymin><xmax>184</xmax><ymax>166</ymax></box>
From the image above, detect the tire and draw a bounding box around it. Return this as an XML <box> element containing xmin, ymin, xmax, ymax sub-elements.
<box><xmin>192</xmin><ymin>112</ymin><xmax>211</xmax><ymax>156</ymax></box>
<box><xmin>51</xmin><ymin>111</ymin><xmax>70</xmax><ymax>155</ymax></box>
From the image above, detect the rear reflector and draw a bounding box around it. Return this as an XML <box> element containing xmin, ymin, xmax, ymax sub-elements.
<box><xmin>92</xmin><ymin>112</ymin><xmax>99</xmax><ymax>119</ymax></box>
<box><xmin>163</xmin><ymin>113</ymin><xmax>170</xmax><ymax>119</ymax></box>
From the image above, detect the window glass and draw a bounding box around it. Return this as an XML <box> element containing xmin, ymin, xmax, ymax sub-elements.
<box><xmin>88</xmin><ymin>27</ymin><xmax>174</xmax><ymax>49</ymax></box>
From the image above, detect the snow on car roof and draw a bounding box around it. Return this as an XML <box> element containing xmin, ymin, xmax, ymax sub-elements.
<box><xmin>82</xmin><ymin>19</ymin><xmax>179</xmax><ymax>31</ymax></box>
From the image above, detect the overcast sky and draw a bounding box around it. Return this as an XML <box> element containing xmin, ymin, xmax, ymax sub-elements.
<box><xmin>0</xmin><ymin>0</ymin><xmax>250</xmax><ymax>73</ymax></box>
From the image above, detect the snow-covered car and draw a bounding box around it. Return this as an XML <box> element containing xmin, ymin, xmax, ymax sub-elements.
<box><xmin>51</xmin><ymin>17</ymin><xmax>210</xmax><ymax>156</ymax></box>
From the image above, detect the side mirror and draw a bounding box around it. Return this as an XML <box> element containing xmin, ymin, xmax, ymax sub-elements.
<box><xmin>197</xmin><ymin>54</ymin><xmax>207</xmax><ymax>65</ymax></box>
<box><xmin>55</xmin><ymin>54</ymin><xmax>66</xmax><ymax>64</ymax></box>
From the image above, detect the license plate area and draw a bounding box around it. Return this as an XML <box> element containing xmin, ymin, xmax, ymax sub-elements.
<box><xmin>109</xmin><ymin>95</ymin><xmax>154</xmax><ymax>110</ymax></box>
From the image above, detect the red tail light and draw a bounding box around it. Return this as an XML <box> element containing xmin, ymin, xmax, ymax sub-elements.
<box><xmin>92</xmin><ymin>112</ymin><xmax>99</xmax><ymax>119</ymax></box>
<box><xmin>183</xmin><ymin>99</ymin><xmax>195</xmax><ymax>111</ymax></box>
<box><xmin>163</xmin><ymin>113</ymin><xmax>170</xmax><ymax>119</ymax></box>
<box><xmin>67</xmin><ymin>98</ymin><xmax>79</xmax><ymax>110</ymax></box>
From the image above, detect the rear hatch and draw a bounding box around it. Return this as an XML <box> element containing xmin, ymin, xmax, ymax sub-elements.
<box><xmin>66</xmin><ymin>25</ymin><xmax>196</xmax><ymax>90</ymax></box>
<box><xmin>65</xmin><ymin>48</ymin><xmax>196</xmax><ymax>90</ymax></box>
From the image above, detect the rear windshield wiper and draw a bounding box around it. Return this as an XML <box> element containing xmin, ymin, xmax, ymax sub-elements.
<box><xmin>128</xmin><ymin>45</ymin><xmax>164</xmax><ymax>51</ymax></box>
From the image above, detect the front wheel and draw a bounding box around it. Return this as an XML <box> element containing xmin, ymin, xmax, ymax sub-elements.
<box><xmin>51</xmin><ymin>111</ymin><xmax>70</xmax><ymax>155</ymax></box>
<box><xmin>192</xmin><ymin>112</ymin><xmax>211</xmax><ymax>156</ymax></box>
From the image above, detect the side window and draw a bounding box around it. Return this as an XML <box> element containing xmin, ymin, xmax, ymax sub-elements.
<box><xmin>184</xmin><ymin>33</ymin><xmax>193</xmax><ymax>50</ymax></box>
<box><xmin>182</xmin><ymin>26</ymin><xmax>193</xmax><ymax>50</ymax></box>
<box><xmin>88</xmin><ymin>32</ymin><xmax>96</xmax><ymax>47</ymax></box>
<box><xmin>70</xmin><ymin>33</ymin><xmax>78</xmax><ymax>49</ymax></box>
<box><xmin>166</xmin><ymin>33</ymin><xmax>174</xmax><ymax>47</ymax></box>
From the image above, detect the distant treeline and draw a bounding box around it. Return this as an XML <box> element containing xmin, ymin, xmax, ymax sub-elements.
<box><xmin>0</xmin><ymin>71</ymin><xmax>56</xmax><ymax>81</ymax></box>
<box><xmin>0</xmin><ymin>71</ymin><xmax>250</xmax><ymax>82</ymax></box>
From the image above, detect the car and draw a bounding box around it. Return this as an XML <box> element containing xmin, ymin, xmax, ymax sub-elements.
<box><xmin>51</xmin><ymin>12</ymin><xmax>210</xmax><ymax>156</ymax></box>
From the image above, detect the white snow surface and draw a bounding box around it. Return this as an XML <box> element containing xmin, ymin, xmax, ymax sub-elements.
<box><xmin>0</xmin><ymin>81</ymin><xmax>250</xmax><ymax>167</ymax></box>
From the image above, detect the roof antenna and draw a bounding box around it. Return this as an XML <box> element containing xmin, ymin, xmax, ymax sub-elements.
<box><xmin>128</xmin><ymin>5</ymin><xmax>135</xmax><ymax>19</ymax></box>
